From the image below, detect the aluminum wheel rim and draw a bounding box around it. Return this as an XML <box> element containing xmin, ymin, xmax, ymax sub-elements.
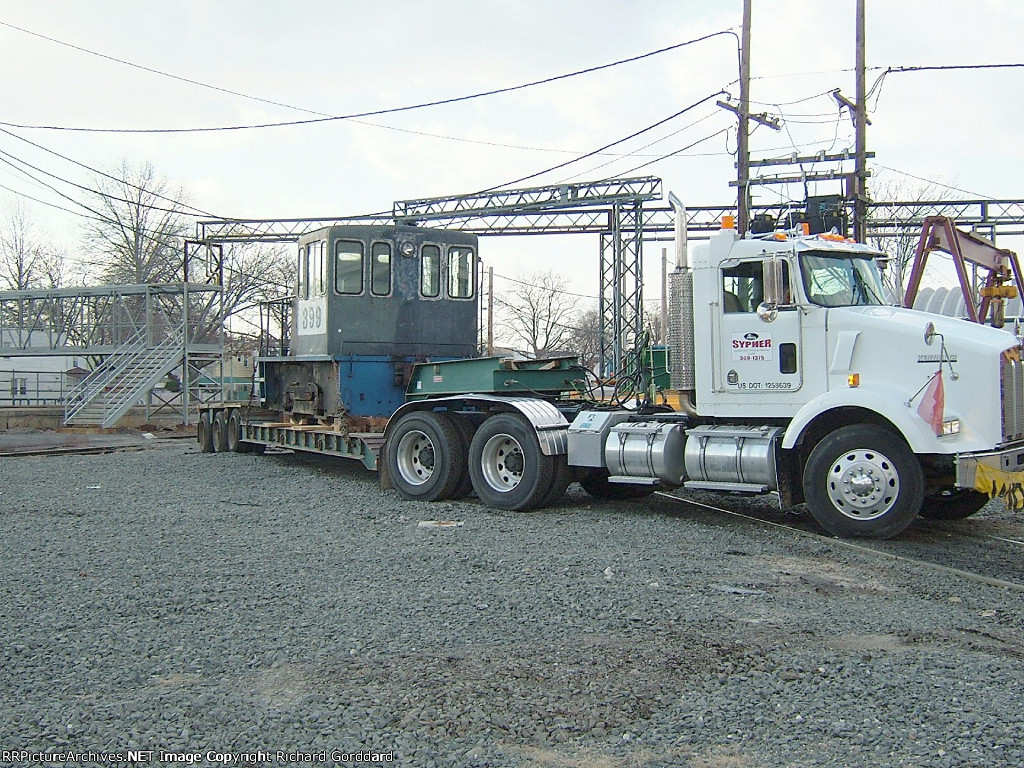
<box><xmin>395</xmin><ymin>429</ymin><xmax>435</xmax><ymax>486</ymax></box>
<box><xmin>480</xmin><ymin>433</ymin><xmax>524</xmax><ymax>492</ymax></box>
<box><xmin>826</xmin><ymin>448</ymin><xmax>899</xmax><ymax>521</ymax></box>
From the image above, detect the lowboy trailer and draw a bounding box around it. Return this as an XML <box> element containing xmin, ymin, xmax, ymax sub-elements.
<box><xmin>198</xmin><ymin>209</ymin><xmax>1024</xmax><ymax>539</ymax></box>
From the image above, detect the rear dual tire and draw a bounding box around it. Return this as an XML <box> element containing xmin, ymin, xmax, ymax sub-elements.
<box><xmin>198</xmin><ymin>411</ymin><xmax>214</xmax><ymax>453</ymax></box>
<box><xmin>212</xmin><ymin>411</ymin><xmax>230</xmax><ymax>453</ymax></box>
<box><xmin>386</xmin><ymin>410</ymin><xmax>567</xmax><ymax>510</ymax></box>
<box><xmin>386</xmin><ymin>411</ymin><xmax>466</xmax><ymax>502</ymax></box>
<box><xmin>469</xmin><ymin>413</ymin><xmax>556</xmax><ymax>511</ymax></box>
<box><xmin>199</xmin><ymin>409</ymin><xmax>253</xmax><ymax>454</ymax></box>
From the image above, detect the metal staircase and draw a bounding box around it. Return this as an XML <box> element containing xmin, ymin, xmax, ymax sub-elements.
<box><xmin>1</xmin><ymin>282</ymin><xmax>225</xmax><ymax>427</ymax></box>
<box><xmin>64</xmin><ymin>325</ymin><xmax>186</xmax><ymax>427</ymax></box>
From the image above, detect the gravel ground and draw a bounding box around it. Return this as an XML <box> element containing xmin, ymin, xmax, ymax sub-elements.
<box><xmin>1</xmin><ymin>439</ymin><xmax>1023</xmax><ymax>768</ymax></box>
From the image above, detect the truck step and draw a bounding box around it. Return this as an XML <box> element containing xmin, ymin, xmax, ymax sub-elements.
<box><xmin>684</xmin><ymin>480</ymin><xmax>768</xmax><ymax>493</ymax></box>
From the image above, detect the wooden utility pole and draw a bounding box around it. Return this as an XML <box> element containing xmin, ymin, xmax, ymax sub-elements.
<box><xmin>737</xmin><ymin>0</ymin><xmax>752</xmax><ymax>234</ymax></box>
<box><xmin>854</xmin><ymin>0</ymin><xmax>868</xmax><ymax>241</ymax></box>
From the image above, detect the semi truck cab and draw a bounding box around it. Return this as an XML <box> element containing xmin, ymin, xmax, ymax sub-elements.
<box><xmin>672</xmin><ymin>217</ymin><xmax>1024</xmax><ymax>536</ymax></box>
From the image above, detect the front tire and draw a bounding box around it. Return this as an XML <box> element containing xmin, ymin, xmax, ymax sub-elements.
<box><xmin>385</xmin><ymin>411</ymin><xmax>465</xmax><ymax>502</ymax></box>
<box><xmin>469</xmin><ymin>413</ymin><xmax>554</xmax><ymax>511</ymax></box>
<box><xmin>920</xmin><ymin>489</ymin><xmax>989</xmax><ymax>520</ymax></box>
<box><xmin>802</xmin><ymin>424</ymin><xmax>923</xmax><ymax>539</ymax></box>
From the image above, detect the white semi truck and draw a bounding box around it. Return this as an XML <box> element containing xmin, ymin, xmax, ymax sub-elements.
<box><xmin>202</xmin><ymin>206</ymin><xmax>1024</xmax><ymax>539</ymax></box>
<box><xmin>556</xmin><ymin>202</ymin><xmax>1024</xmax><ymax>538</ymax></box>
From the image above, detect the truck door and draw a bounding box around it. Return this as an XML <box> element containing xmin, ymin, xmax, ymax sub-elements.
<box><xmin>716</xmin><ymin>258</ymin><xmax>803</xmax><ymax>398</ymax></box>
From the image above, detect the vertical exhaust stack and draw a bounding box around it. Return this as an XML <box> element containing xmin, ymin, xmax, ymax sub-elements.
<box><xmin>667</xmin><ymin>193</ymin><xmax>696</xmax><ymax>400</ymax></box>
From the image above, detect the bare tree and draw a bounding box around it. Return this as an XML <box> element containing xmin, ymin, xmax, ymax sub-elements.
<box><xmin>0</xmin><ymin>201</ymin><xmax>65</xmax><ymax>291</ymax></box>
<box><xmin>82</xmin><ymin>160</ymin><xmax>191</xmax><ymax>285</ymax></box>
<box><xmin>644</xmin><ymin>301</ymin><xmax>665</xmax><ymax>345</ymax></box>
<box><xmin>565</xmin><ymin>305</ymin><xmax>601</xmax><ymax>371</ymax></box>
<box><xmin>868</xmin><ymin>178</ymin><xmax>954</xmax><ymax>302</ymax></box>
<box><xmin>496</xmin><ymin>271</ymin><xmax>577</xmax><ymax>358</ymax></box>
<box><xmin>78</xmin><ymin>162</ymin><xmax>295</xmax><ymax>345</ymax></box>
<box><xmin>225</xmin><ymin>242</ymin><xmax>294</xmax><ymax>310</ymax></box>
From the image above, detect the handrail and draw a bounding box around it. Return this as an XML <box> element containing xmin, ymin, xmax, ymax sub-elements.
<box><xmin>64</xmin><ymin>322</ymin><xmax>186</xmax><ymax>425</ymax></box>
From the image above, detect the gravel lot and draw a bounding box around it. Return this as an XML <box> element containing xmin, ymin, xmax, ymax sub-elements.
<box><xmin>1</xmin><ymin>437</ymin><xmax>1023</xmax><ymax>767</ymax></box>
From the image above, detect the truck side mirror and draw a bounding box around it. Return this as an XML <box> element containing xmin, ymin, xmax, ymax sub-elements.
<box><xmin>758</xmin><ymin>257</ymin><xmax>785</xmax><ymax>322</ymax></box>
<box><xmin>762</xmin><ymin>256</ymin><xmax>785</xmax><ymax>304</ymax></box>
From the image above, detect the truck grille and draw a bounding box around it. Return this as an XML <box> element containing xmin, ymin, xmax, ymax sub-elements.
<box><xmin>1003</xmin><ymin>356</ymin><xmax>1024</xmax><ymax>442</ymax></box>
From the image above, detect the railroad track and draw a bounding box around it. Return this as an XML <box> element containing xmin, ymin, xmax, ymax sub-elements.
<box><xmin>0</xmin><ymin>434</ymin><xmax>197</xmax><ymax>458</ymax></box>
<box><xmin>0</xmin><ymin>444</ymin><xmax>145</xmax><ymax>457</ymax></box>
<box><xmin>655</xmin><ymin>491</ymin><xmax>1024</xmax><ymax>592</ymax></box>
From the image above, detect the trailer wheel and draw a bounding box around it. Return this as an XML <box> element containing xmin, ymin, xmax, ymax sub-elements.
<box><xmin>580</xmin><ymin>469</ymin><xmax>656</xmax><ymax>500</ymax></box>
<box><xmin>469</xmin><ymin>413</ymin><xmax>554</xmax><ymax>511</ymax></box>
<box><xmin>227</xmin><ymin>410</ymin><xmax>252</xmax><ymax>453</ymax></box>
<box><xmin>802</xmin><ymin>424</ymin><xmax>923</xmax><ymax>538</ymax></box>
<box><xmin>212</xmin><ymin>411</ymin><xmax>230</xmax><ymax>453</ymax></box>
<box><xmin>919</xmin><ymin>489</ymin><xmax>989</xmax><ymax>520</ymax></box>
<box><xmin>447</xmin><ymin>413</ymin><xmax>476</xmax><ymax>499</ymax></box>
<box><xmin>539</xmin><ymin>454</ymin><xmax>571</xmax><ymax>507</ymax></box>
<box><xmin>386</xmin><ymin>411</ymin><xmax>465</xmax><ymax>502</ymax></box>
<box><xmin>198</xmin><ymin>411</ymin><xmax>214</xmax><ymax>453</ymax></box>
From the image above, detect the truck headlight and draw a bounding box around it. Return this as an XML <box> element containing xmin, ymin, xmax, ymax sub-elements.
<box><xmin>942</xmin><ymin>418</ymin><xmax>961</xmax><ymax>436</ymax></box>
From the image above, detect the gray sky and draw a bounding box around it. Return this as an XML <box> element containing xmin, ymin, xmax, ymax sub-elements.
<box><xmin>1</xmin><ymin>0</ymin><xmax>1022</xmax><ymax>300</ymax></box>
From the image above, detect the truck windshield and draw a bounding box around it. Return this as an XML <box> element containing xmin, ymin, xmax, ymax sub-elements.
<box><xmin>800</xmin><ymin>251</ymin><xmax>887</xmax><ymax>307</ymax></box>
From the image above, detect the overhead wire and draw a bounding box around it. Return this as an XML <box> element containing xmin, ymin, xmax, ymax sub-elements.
<box><xmin>0</xmin><ymin>153</ymin><xmax>119</xmax><ymax>225</ymax></box>
<box><xmin>0</xmin><ymin>128</ymin><xmax>221</xmax><ymax>217</ymax></box>
<box><xmin>491</xmin><ymin>271</ymin><xmax>598</xmax><ymax>301</ymax></box>
<box><xmin>556</xmin><ymin>109</ymin><xmax>725</xmax><ymax>181</ymax></box>
<box><xmin>0</xmin><ymin>127</ymin><xmax>398</xmax><ymax>226</ymax></box>
<box><xmin>872</xmin><ymin>164</ymin><xmax>995</xmax><ymax>200</ymax></box>
<box><xmin>0</xmin><ymin>144</ymin><xmax>295</xmax><ymax>288</ymax></box>
<box><xmin>0</xmin><ymin>145</ymin><xmax>207</xmax><ymax>220</ymax></box>
<box><xmin>480</xmin><ymin>90</ymin><xmax>727</xmax><ymax>192</ymax></box>
<box><xmin>598</xmin><ymin>127</ymin><xmax>732</xmax><ymax>180</ymax></box>
<box><xmin>0</xmin><ymin>181</ymin><xmax>94</xmax><ymax>221</ymax></box>
<box><xmin>0</xmin><ymin>23</ymin><xmax>742</xmax><ymax>226</ymax></box>
<box><xmin>0</xmin><ymin>26</ymin><xmax>738</xmax><ymax>134</ymax></box>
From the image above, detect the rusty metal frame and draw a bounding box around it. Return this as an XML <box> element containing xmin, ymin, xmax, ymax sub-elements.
<box><xmin>903</xmin><ymin>215</ymin><xmax>1024</xmax><ymax>324</ymax></box>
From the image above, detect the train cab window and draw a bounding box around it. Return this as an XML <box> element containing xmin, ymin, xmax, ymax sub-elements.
<box><xmin>298</xmin><ymin>241</ymin><xmax>325</xmax><ymax>298</ymax></box>
<box><xmin>421</xmin><ymin>244</ymin><xmax>440</xmax><ymax>298</ymax></box>
<box><xmin>371</xmin><ymin>242</ymin><xmax>392</xmax><ymax>296</ymax></box>
<box><xmin>447</xmin><ymin>246</ymin><xmax>475</xmax><ymax>299</ymax></box>
<box><xmin>335</xmin><ymin>240</ymin><xmax>364</xmax><ymax>295</ymax></box>
<box><xmin>309</xmin><ymin>241</ymin><xmax>326</xmax><ymax>297</ymax></box>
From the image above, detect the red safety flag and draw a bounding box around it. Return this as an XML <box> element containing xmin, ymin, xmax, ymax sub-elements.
<box><xmin>917</xmin><ymin>370</ymin><xmax>944</xmax><ymax>436</ymax></box>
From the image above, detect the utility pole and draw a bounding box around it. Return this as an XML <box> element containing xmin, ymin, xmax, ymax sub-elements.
<box><xmin>721</xmin><ymin>0</ymin><xmax>779</xmax><ymax>229</ymax></box>
<box><xmin>737</xmin><ymin>0</ymin><xmax>752</xmax><ymax>234</ymax></box>
<box><xmin>853</xmin><ymin>0</ymin><xmax>868</xmax><ymax>241</ymax></box>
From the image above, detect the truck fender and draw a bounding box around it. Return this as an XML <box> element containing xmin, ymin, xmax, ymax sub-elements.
<box><xmin>781</xmin><ymin>384</ymin><xmax>940</xmax><ymax>454</ymax></box>
<box><xmin>385</xmin><ymin>394</ymin><xmax>569</xmax><ymax>456</ymax></box>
